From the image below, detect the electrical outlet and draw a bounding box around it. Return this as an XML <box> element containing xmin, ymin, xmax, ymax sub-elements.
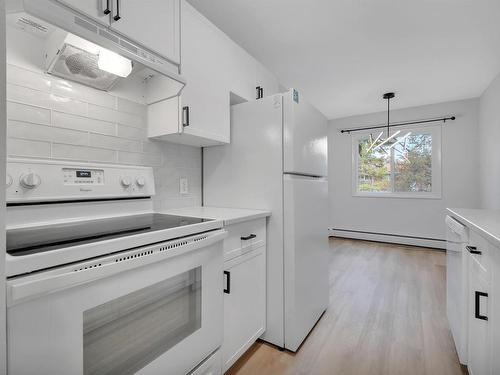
<box><xmin>179</xmin><ymin>177</ymin><xmax>189</xmax><ymax>195</ymax></box>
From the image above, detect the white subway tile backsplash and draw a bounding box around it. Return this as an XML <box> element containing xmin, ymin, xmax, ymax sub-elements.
<box><xmin>52</xmin><ymin>144</ymin><xmax>117</xmax><ymax>163</ymax></box>
<box><xmin>7</xmin><ymin>64</ymin><xmax>51</xmax><ymax>92</ymax></box>
<box><xmin>88</xmin><ymin>104</ymin><xmax>144</xmax><ymax>128</ymax></box>
<box><xmin>117</xmin><ymin>124</ymin><xmax>147</xmax><ymax>140</ymax></box>
<box><xmin>117</xmin><ymin>97</ymin><xmax>147</xmax><ymax>117</ymax></box>
<box><xmin>52</xmin><ymin>111</ymin><xmax>116</xmax><ymax>135</ymax></box>
<box><xmin>8</xmin><ymin>138</ymin><xmax>51</xmax><ymax>158</ymax></box>
<box><xmin>89</xmin><ymin>133</ymin><xmax>142</xmax><ymax>152</ymax></box>
<box><xmin>51</xmin><ymin>79</ymin><xmax>116</xmax><ymax>109</ymax></box>
<box><xmin>7</xmin><ymin>84</ymin><xmax>87</xmax><ymax>117</ymax></box>
<box><xmin>6</xmin><ymin>61</ymin><xmax>201</xmax><ymax>209</ymax></box>
<box><xmin>50</xmin><ymin>94</ymin><xmax>87</xmax><ymax>116</ymax></box>
<box><xmin>8</xmin><ymin>120</ymin><xmax>88</xmax><ymax>146</ymax></box>
<box><xmin>118</xmin><ymin>151</ymin><xmax>162</xmax><ymax>167</ymax></box>
<box><xmin>7</xmin><ymin>101</ymin><xmax>51</xmax><ymax>125</ymax></box>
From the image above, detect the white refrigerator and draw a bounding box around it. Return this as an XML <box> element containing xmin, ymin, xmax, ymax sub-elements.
<box><xmin>204</xmin><ymin>89</ymin><xmax>329</xmax><ymax>351</ymax></box>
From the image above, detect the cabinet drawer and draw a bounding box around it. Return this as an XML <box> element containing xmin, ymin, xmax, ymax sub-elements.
<box><xmin>468</xmin><ymin>232</ymin><xmax>492</xmax><ymax>275</ymax></box>
<box><xmin>224</xmin><ymin>218</ymin><xmax>266</xmax><ymax>261</ymax></box>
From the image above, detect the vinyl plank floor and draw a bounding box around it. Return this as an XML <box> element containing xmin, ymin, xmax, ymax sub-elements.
<box><xmin>226</xmin><ymin>238</ymin><xmax>467</xmax><ymax>375</ymax></box>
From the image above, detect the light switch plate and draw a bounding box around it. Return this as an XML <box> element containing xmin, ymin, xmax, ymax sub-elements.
<box><xmin>179</xmin><ymin>177</ymin><xmax>189</xmax><ymax>194</ymax></box>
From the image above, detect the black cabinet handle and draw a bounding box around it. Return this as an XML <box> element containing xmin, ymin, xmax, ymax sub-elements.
<box><xmin>113</xmin><ymin>0</ymin><xmax>121</xmax><ymax>21</ymax></box>
<box><xmin>182</xmin><ymin>106</ymin><xmax>190</xmax><ymax>127</ymax></box>
<box><xmin>475</xmin><ymin>291</ymin><xmax>488</xmax><ymax>320</ymax></box>
<box><xmin>104</xmin><ymin>0</ymin><xmax>111</xmax><ymax>14</ymax></box>
<box><xmin>241</xmin><ymin>234</ymin><xmax>257</xmax><ymax>241</ymax></box>
<box><xmin>467</xmin><ymin>245</ymin><xmax>482</xmax><ymax>255</ymax></box>
<box><xmin>223</xmin><ymin>271</ymin><xmax>230</xmax><ymax>294</ymax></box>
<box><xmin>256</xmin><ymin>86</ymin><xmax>263</xmax><ymax>100</ymax></box>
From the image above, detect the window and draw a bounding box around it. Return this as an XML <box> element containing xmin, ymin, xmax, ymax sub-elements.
<box><xmin>352</xmin><ymin>125</ymin><xmax>441</xmax><ymax>198</ymax></box>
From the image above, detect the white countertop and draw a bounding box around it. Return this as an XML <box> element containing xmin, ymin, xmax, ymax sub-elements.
<box><xmin>447</xmin><ymin>208</ymin><xmax>500</xmax><ymax>247</ymax></box>
<box><xmin>161</xmin><ymin>206</ymin><xmax>271</xmax><ymax>226</ymax></box>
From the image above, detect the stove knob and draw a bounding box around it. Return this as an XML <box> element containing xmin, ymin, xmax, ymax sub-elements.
<box><xmin>6</xmin><ymin>174</ymin><xmax>12</xmax><ymax>188</ymax></box>
<box><xmin>120</xmin><ymin>176</ymin><xmax>132</xmax><ymax>187</ymax></box>
<box><xmin>136</xmin><ymin>177</ymin><xmax>146</xmax><ymax>187</ymax></box>
<box><xmin>20</xmin><ymin>172</ymin><xmax>41</xmax><ymax>189</ymax></box>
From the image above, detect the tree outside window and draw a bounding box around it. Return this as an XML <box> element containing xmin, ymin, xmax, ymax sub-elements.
<box><xmin>353</xmin><ymin>126</ymin><xmax>441</xmax><ymax>198</ymax></box>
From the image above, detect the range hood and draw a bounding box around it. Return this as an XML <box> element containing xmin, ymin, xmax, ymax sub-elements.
<box><xmin>46</xmin><ymin>30</ymin><xmax>134</xmax><ymax>91</ymax></box>
<box><xmin>6</xmin><ymin>0</ymin><xmax>185</xmax><ymax>99</ymax></box>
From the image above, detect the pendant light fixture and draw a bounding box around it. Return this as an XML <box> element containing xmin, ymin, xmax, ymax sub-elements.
<box><xmin>366</xmin><ymin>92</ymin><xmax>415</xmax><ymax>153</ymax></box>
<box><xmin>383</xmin><ymin>92</ymin><xmax>395</xmax><ymax>138</ymax></box>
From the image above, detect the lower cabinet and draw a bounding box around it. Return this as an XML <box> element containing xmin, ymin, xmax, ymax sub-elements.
<box><xmin>467</xmin><ymin>254</ymin><xmax>491</xmax><ymax>375</ymax></box>
<box><xmin>222</xmin><ymin>246</ymin><xmax>266</xmax><ymax>372</ymax></box>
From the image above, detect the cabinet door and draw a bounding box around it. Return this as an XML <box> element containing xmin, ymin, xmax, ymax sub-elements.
<box><xmin>55</xmin><ymin>0</ymin><xmax>111</xmax><ymax>25</ymax></box>
<box><xmin>109</xmin><ymin>0</ymin><xmax>180</xmax><ymax>63</ymax></box>
<box><xmin>222</xmin><ymin>247</ymin><xmax>266</xmax><ymax>372</ymax></box>
<box><xmin>468</xmin><ymin>254</ymin><xmax>491</xmax><ymax>375</ymax></box>
<box><xmin>180</xmin><ymin>2</ymin><xmax>230</xmax><ymax>145</ymax></box>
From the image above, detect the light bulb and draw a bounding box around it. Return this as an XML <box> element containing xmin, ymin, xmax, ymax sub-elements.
<box><xmin>98</xmin><ymin>49</ymin><xmax>133</xmax><ymax>78</ymax></box>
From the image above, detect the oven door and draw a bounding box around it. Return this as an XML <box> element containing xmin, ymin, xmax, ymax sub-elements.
<box><xmin>7</xmin><ymin>230</ymin><xmax>226</xmax><ymax>375</ymax></box>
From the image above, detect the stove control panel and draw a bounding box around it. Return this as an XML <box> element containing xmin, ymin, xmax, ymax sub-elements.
<box><xmin>6</xmin><ymin>158</ymin><xmax>155</xmax><ymax>203</ymax></box>
<box><xmin>63</xmin><ymin>168</ymin><xmax>104</xmax><ymax>185</ymax></box>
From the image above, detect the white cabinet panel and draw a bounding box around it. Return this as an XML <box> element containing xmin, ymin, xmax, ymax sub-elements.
<box><xmin>223</xmin><ymin>218</ymin><xmax>266</xmax><ymax>262</ymax></box>
<box><xmin>468</xmin><ymin>254</ymin><xmax>491</xmax><ymax>375</ymax></box>
<box><xmin>178</xmin><ymin>1</ymin><xmax>230</xmax><ymax>145</ymax></box>
<box><xmin>55</xmin><ymin>0</ymin><xmax>111</xmax><ymax>25</ymax></box>
<box><xmin>222</xmin><ymin>247</ymin><xmax>266</xmax><ymax>372</ymax></box>
<box><xmin>109</xmin><ymin>0</ymin><xmax>180</xmax><ymax>63</ymax></box>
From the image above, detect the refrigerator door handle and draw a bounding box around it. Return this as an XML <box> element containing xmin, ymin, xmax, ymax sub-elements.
<box><xmin>283</xmin><ymin>172</ymin><xmax>325</xmax><ymax>179</ymax></box>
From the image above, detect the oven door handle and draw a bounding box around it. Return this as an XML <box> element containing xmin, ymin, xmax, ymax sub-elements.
<box><xmin>7</xmin><ymin>230</ymin><xmax>227</xmax><ymax>306</ymax></box>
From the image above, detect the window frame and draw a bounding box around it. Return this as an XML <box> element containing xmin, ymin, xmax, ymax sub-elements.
<box><xmin>351</xmin><ymin>124</ymin><xmax>442</xmax><ymax>199</ymax></box>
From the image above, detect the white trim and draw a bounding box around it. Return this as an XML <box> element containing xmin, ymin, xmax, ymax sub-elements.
<box><xmin>330</xmin><ymin>228</ymin><xmax>446</xmax><ymax>249</ymax></box>
<box><xmin>351</xmin><ymin>124</ymin><xmax>442</xmax><ymax>199</ymax></box>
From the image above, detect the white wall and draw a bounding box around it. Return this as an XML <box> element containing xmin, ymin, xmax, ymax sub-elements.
<box><xmin>479</xmin><ymin>72</ymin><xmax>500</xmax><ymax>209</ymax></box>
<box><xmin>5</xmin><ymin>22</ymin><xmax>201</xmax><ymax>210</ymax></box>
<box><xmin>329</xmin><ymin>98</ymin><xmax>480</xmax><ymax>246</ymax></box>
<box><xmin>0</xmin><ymin>1</ymin><xmax>6</xmax><ymax>372</ymax></box>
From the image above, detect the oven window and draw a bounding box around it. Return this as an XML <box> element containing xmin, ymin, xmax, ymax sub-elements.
<box><xmin>83</xmin><ymin>267</ymin><xmax>202</xmax><ymax>375</ymax></box>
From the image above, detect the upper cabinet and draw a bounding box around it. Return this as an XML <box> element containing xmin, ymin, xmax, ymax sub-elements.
<box><xmin>147</xmin><ymin>1</ymin><xmax>281</xmax><ymax>147</ymax></box>
<box><xmin>109</xmin><ymin>0</ymin><xmax>180</xmax><ymax>64</ymax></box>
<box><xmin>55</xmin><ymin>0</ymin><xmax>111</xmax><ymax>25</ymax></box>
<box><xmin>55</xmin><ymin>0</ymin><xmax>181</xmax><ymax>64</ymax></box>
<box><xmin>177</xmin><ymin>1</ymin><xmax>231</xmax><ymax>145</ymax></box>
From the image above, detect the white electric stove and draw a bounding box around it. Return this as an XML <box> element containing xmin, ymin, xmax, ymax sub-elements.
<box><xmin>5</xmin><ymin>158</ymin><xmax>226</xmax><ymax>375</ymax></box>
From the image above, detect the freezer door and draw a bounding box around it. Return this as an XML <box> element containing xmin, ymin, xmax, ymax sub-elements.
<box><xmin>283</xmin><ymin>90</ymin><xmax>328</xmax><ymax>177</ymax></box>
<box><xmin>283</xmin><ymin>174</ymin><xmax>329</xmax><ymax>351</ymax></box>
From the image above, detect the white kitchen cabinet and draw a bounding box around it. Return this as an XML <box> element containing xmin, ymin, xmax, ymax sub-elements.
<box><xmin>55</xmin><ymin>0</ymin><xmax>181</xmax><ymax>64</ymax></box>
<box><xmin>147</xmin><ymin>1</ymin><xmax>280</xmax><ymax>146</ymax></box>
<box><xmin>109</xmin><ymin>0</ymin><xmax>180</xmax><ymax>64</ymax></box>
<box><xmin>149</xmin><ymin>1</ymin><xmax>230</xmax><ymax>146</ymax></box>
<box><xmin>222</xmin><ymin>245</ymin><xmax>266</xmax><ymax>372</ymax></box>
<box><xmin>54</xmin><ymin>0</ymin><xmax>111</xmax><ymax>25</ymax></box>
<box><xmin>467</xmin><ymin>252</ymin><xmax>491</xmax><ymax>375</ymax></box>
<box><xmin>225</xmin><ymin>47</ymin><xmax>280</xmax><ymax>102</ymax></box>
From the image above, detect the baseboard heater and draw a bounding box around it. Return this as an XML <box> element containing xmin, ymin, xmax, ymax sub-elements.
<box><xmin>329</xmin><ymin>228</ymin><xmax>446</xmax><ymax>249</ymax></box>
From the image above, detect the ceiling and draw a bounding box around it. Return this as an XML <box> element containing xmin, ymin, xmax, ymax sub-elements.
<box><xmin>187</xmin><ymin>0</ymin><xmax>500</xmax><ymax>119</ymax></box>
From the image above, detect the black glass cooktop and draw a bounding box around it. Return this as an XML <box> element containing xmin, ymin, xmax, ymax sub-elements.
<box><xmin>7</xmin><ymin>214</ymin><xmax>212</xmax><ymax>257</ymax></box>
